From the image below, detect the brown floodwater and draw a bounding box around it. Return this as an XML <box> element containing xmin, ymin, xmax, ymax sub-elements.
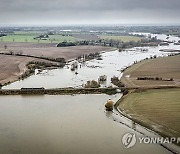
<box><xmin>0</xmin><ymin>94</ymin><xmax>172</xmax><ymax>154</ymax></box>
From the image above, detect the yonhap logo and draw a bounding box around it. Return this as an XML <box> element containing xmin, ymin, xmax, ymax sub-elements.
<box><xmin>122</xmin><ymin>132</ymin><xmax>136</xmax><ymax>148</ymax></box>
<box><xmin>122</xmin><ymin>132</ymin><xmax>180</xmax><ymax>149</ymax></box>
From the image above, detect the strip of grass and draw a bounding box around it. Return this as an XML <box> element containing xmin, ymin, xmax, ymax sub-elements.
<box><xmin>118</xmin><ymin>88</ymin><xmax>180</xmax><ymax>139</ymax></box>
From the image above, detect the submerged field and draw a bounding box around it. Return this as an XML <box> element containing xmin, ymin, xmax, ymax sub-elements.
<box><xmin>118</xmin><ymin>88</ymin><xmax>180</xmax><ymax>139</ymax></box>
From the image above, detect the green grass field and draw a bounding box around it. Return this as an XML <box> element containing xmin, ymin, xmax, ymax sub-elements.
<box><xmin>99</xmin><ymin>35</ymin><xmax>142</xmax><ymax>42</ymax></box>
<box><xmin>0</xmin><ymin>33</ymin><xmax>79</xmax><ymax>43</ymax></box>
<box><xmin>118</xmin><ymin>88</ymin><xmax>180</xmax><ymax>138</ymax></box>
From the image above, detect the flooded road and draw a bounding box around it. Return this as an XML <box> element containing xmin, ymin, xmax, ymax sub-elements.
<box><xmin>0</xmin><ymin>94</ymin><xmax>171</xmax><ymax>154</ymax></box>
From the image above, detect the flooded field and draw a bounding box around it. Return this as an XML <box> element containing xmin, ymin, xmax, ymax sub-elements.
<box><xmin>1</xmin><ymin>33</ymin><xmax>179</xmax><ymax>153</ymax></box>
<box><xmin>3</xmin><ymin>33</ymin><xmax>180</xmax><ymax>89</ymax></box>
<box><xmin>0</xmin><ymin>94</ymin><xmax>171</xmax><ymax>154</ymax></box>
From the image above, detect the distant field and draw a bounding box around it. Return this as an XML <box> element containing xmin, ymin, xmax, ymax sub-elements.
<box><xmin>118</xmin><ymin>88</ymin><xmax>180</xmax><ymax>138</ymax></box>
<box><xmin>99</xmin><ymin>35</ymin><xmax>142</xmax><ymax>42</ymax></box>
<box><xmin>121</xmin><ymin>55</ymin><xmax>180</xmax><ymax>88</ymax></box>
<box><xmin>0</xmin><ymin>42</ymin><xmax>113</xmax><ymax>60</ymax></box>
<box><xmin>72</xmin><ymin>34</ymin><xmax>99</xmax><ymax>41</ymax></box>
<box><xmin>0</xmin><ymin>33</ymin><xmax>79</xmax><ymax>43</ymax></box>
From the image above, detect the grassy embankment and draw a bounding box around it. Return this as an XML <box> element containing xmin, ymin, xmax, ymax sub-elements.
<box><xmin>116</xmin><ymin>55</ymin><xmax>180</xmax><ymax>144</ymax></box>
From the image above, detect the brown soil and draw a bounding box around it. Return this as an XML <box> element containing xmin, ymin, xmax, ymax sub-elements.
<box><xmin>0</xmin><ymin>42</ymin><xmax>113</xmax><ymax>60</ymax></box>
<box><xmin>0</xmin><ymin>55</ymin><xmax>57</xmax><ymax>85</ymax></box>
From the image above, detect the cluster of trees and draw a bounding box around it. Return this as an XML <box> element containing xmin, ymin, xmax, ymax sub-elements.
<box><xmin>77</xmin><ymin>52</ymin><xmax>101</xmax><ymax>61</ymax></box>
<box><xmin>27</xmin><ymin>61</ymin><xmax>63</xmax><ymax>69</ymax></box>
<box><xmin>137</xmin><ymin>77</ymin><xmax>173</xmax><ymax>81</ymax></box>
<box><xmin>34</xmin><ymin>34</ymin><xmax>49</xmax><ymax>40</ymax></box>
<box><xmin>168</xmin><ymin>53</ymin><xmax>180</xmax><ymax>57</ymax></box>
<box><xmin>111</xmin><ymin>76</ymin><xmax>124</xmax><ymax>87</ymax></box>
<box><xmin>56</xmin><ymin>36</ymin><xmax>161</xmax><ymax>50</ymax></box>
<box><xmin>84</xmin><ymin>80</ymin><xmax>100</xmax><ymax>88</ymax></box>
<box><xmin>19</xmin><ymin>61</ymin><xmax>64</xmax><ymax>81</ymax></box>
<box><xmin>57</xmin><ymin>41</ymin><xmax>76</xmax><ymax>47</ymax></box>
<box><xmin>0</xmin><ymin>33</ymin><xmax>6</xmax><ymax>37</ymax></box>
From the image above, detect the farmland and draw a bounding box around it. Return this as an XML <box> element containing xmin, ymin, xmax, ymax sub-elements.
<box><xmin>0</xmin><ymin>33</ymin><xmax>79</xmax><ymax>43</ymax></box>
<box><xmin>0</xmin><ymin>54</ymin><xmax>58</xmax><ymax>85</ymax></box>
<box><xmin>118</xmin><ymin>54</ymin><xmax>180</xmax><ymax>144</ymax></box>
<box><xmin>121</xmin><ymin>55</ymin><xmax>180</xmax><ymax>88</ymax></box>
<box><xmin>0</xmin><ymin>43</ymin><xmax>113</xmax><ymax>60</ymax></box>
<box><xmin>118</xmin><ymin>88</ymin><xmax>180</xmax><ymax>139</ymax></box>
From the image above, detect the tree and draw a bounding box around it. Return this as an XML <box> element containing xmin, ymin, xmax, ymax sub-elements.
<box><xmin>4</xmin><ymin>45</ymin><xmax>7</xmax><ymax>50</ymax></box>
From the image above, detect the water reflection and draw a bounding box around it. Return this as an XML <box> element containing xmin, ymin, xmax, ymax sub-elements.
<box><xmin>105</xmin><ymin>110</ymin><xmax>113</xmax><ymax>119</ymax></box>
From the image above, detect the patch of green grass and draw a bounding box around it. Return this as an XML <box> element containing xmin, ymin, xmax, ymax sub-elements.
<box><xmin>99</xmin><ymin>35</ymin><xmax>142</xmax><ymax>42</ymax></box>
<box><xmin>0</xmin><ymin>34</ymin><xmax>78</xmax><ymax>43</ymax></box>
<box><xmin>119</xmin><ymin>88</ymin><xmax>180</xmax><ymax>138</ymax></box>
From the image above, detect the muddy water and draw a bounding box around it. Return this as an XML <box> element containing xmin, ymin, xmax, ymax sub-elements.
<box><xmin>3</xmin><ymin>33</ymin><xmax>180</xmax><ymax>89</ymax></box>
<box><xmin>0</xmin><ymin>94</ymin><xmax>171</xmax><ymax>154</ymax></box>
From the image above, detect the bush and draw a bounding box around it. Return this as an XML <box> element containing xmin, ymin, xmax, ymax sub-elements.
<box><xmin>84</xmin><ymin>80</ymin><xmax>100</xmax><ymax>88</ymax></box>
<box><xmin>121</xmin><ymin>88</ymin><xmax>129</xmax><ymax>95</ymax></box>
<box><xmin>111</xmin><ymin>76</ymin><xmax>124</xmax><ymax>87</ymax></box>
